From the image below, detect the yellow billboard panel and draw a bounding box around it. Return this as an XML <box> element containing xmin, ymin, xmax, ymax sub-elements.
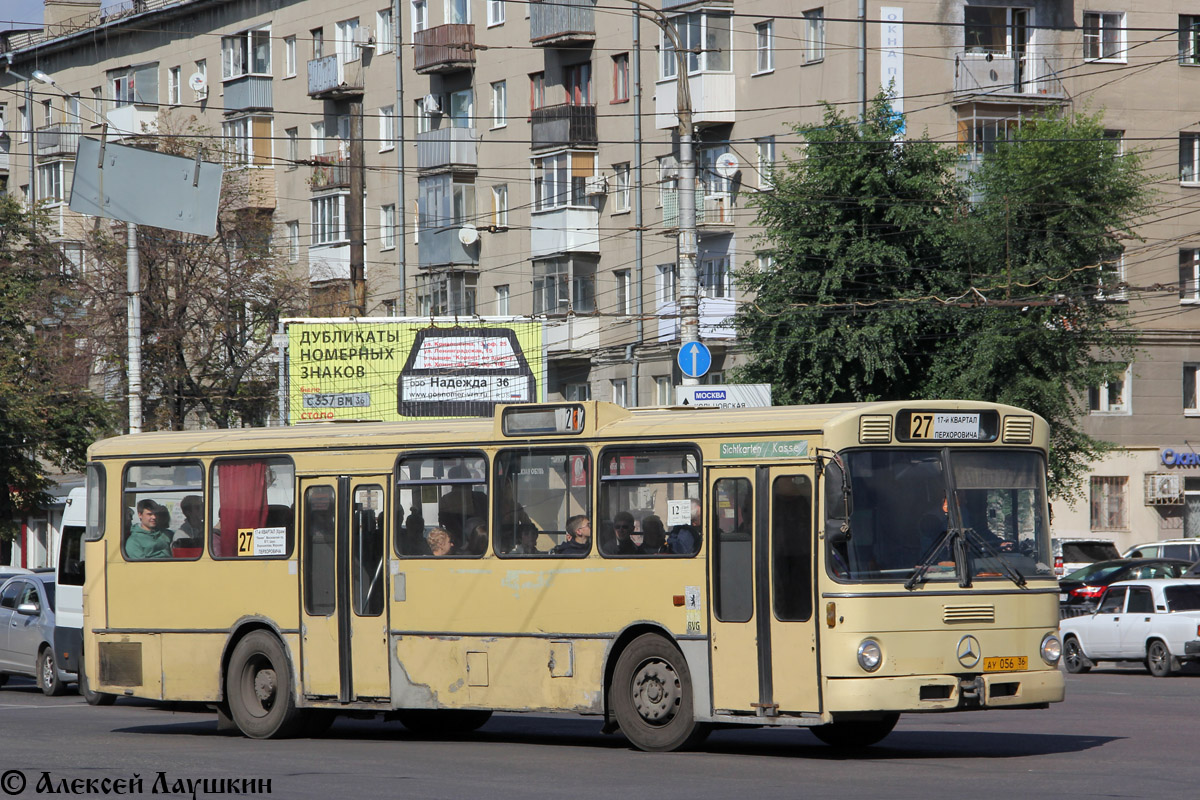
<box><xmin>287</xmin><ymin>319</ymin><xmax>544</xmax><ymax>422</ymax></box>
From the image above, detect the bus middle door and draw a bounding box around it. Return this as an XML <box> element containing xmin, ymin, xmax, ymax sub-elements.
<box><xmin>300</xmin><ymin>476</ymin><xmax>391</xmax><ymax>703</ymax></box>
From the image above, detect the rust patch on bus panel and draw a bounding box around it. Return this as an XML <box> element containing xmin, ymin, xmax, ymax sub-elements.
<box><xmin>389</xmin><ymin>643</ymin><xmax>438</xmax><ymax>707</ymax></box>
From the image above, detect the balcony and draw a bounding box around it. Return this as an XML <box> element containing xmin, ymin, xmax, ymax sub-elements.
<box><xmin>311</xmin><ymin>151</ymin><xmax>350</xmax><ymax>191</ymax></box>
<box><xmin>105</xmin><ymin>104</ymin><xmax>158</xmax><ymax>139</ymax></box>
<box><xmin>545</xmin><ymin>315</ymin><xmax>600</xmax><ymax>354</ymax></box>
<box><xmin>36</xmin><ymin>122</ymin><xmax>79</xmax><ymax>158</ymax></box>
<box><xmin>530</xmin><ymin>0</ymin><xmax>595</xmax><ymax>47</ymax></box>
<box><xmin>224</xmin><ymin>167</ymin><xmax>276</xmax><ymax>210</ymax></box>
<box><xmin>417</xmin><ymin>127</ymin><xmax>477</xmax><ymax>172</ymax></box>
<box><xmin>661</xmin><ymin>188</ymin><xmax>735</xmax><ymax>229</ymax></box>
<box><xmin>531</xmin><ymin>104</ymin><xmax>597</xmax><ymax>151</ymax></box>
<box><xmin>224</xmin><ymin>75</ymin><xmax>273</xmax><ymax>111</ymax></box>
<box><xmin>530</xmin><ymin>206</ymin><xmax>599</xmax><ymax>258</ymax></box>
<box><xmin>655</xmin><ymin>72</ymin><xmax>736</xmax><ymax>129</ymax></box>
<box><xmin>307</xmin><ymin>55</ymin><xmax>364</xmax><ymax>98</ymax></box>
<box><xmin>414</xmin><ymin>24</ymin><xmax>475</xmax><ymax>74</ymax></box>
<box><xmin>953</xmin><ymin>54</ymin><xmax>1066</xmax><ymax>103</ymax></box>
<box><xmin>418</xmin><ymin>226</ymin><xmax>479</xmax><ymax>269</ymax></box>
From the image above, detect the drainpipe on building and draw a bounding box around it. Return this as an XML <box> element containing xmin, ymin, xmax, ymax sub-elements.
<box><xmin>394</xmin><ymin>0</ymin><xmax>407</xmax><ymax>313</ymax></box>
<box><xmin>858</xmin><ymin>0</ymin><xmax>868</xmax><ymax>120</ymax></box>
<box><xmin>632</xmin><ymin>4</ymin><xmax>643</xmax><ymax>408</ymax></box>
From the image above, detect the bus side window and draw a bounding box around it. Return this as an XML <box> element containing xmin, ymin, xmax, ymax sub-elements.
<box><xmin>597</xmin><ymin>448</ymin><xmax>700</xmax><ymax>557</ymax></box>
<box><xmin>211</xmin><ymin>457</ymin><xmax>295</xmax><ymax>559</ymax></box>
<box><xmin>120</xmin><ymin>461</ymin><xmax>204</xmax><ymax>561</ymax></box>
<box><xmin>395</xmin><ymin>454</ymin><xmax>488</xmax><ymax>557</ymax></box>
<box><xmin>494</xmin><ymin>448</ymin><xmax>591</xmax><ymax>557</ymax></box>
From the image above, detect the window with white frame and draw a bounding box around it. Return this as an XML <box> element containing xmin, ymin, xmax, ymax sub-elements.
<box><xmin>756</xmin><ymin>253</ymin><xmax>775</xmax><ymax>274</ymax></box>
<box><xmin>1084</xmin><ymin>11</ymin><xmax>1125</xmax><ymax>61</ymax></box>
<box><xmin>37</xmin><ymin>162</ymin><xmax>65</xmax><ymax>204</ymax></box>
<box><xmin>1182</xmin><ymin>134</ymin><xmax>1200</xmax><ymax>184</ymax></box>
<box><xmin>222</xmin><ymin>27</ymin><xmax>271</xmax><ymax>80</ymax></box>
<box><xmin>1097</xmin><ymin>251</ymin><xmax>1126</xmax><ymax>301</ymax></box>
<box><xmin>335</xmin><ymin>18</ymin><xmax>361</xmax><ymax>64</ymax></box>
<box><xmin>612</xmin><ymin>53</ymin><xmax>629</xmax><ymax>102</ymax></box>
<box><xmin>414</xmin><ymin>100</ymin><xmax>433</xmax><ymax>135</ymax></box>
<box><xmin>492</xmin><ymin>184</ymin><xmax>509</xmax><ymax>227</ymax></box>
<box><xmin>491</xmin><ymin>80</ymin><xmax>507</xmax><ymax>128</ymax></box>
<box><xmin>285</xmin><ymin>127</ymin><xmax>299</xmax><ymax>168</ymax></box>
<box><xmin>377</xmin><ymin>9</ymin><xmax>394</xmax><ymax>53</ymax></box>
<box><xmin>756</xmin><ymin>137</ymin><xmax>776</xmax><ymax>190</ymax></box>
<box><xmin>655</xmin><ymin>376</ymin><xmax>672</xmax><ymax>406</ymax></box>
<box><xmin>222</xmin><ymin>116</ymin><xmax>272</xmax><ymax>166</ymax></box>
<box><xmin>804</xmin><ymin>8</ymin><xmax>825</xmax><ymax>62</ymax></box>
<box><xmin>379</xmin><ymin>105</ymin><xmax>395</xmax><ymax>151</ymax></box>
<box><xmin>611</xmin><ymin>379</ymin><xmax>628</xmax><ymax>408</ymax></box>
<box><xmin>310</xmin><ymin>120</ymin><xmax>325</xmax><ymax>156</ymax></box>
<box><xmin>1180</xmin><ymin>248</ymin><xmax>1200</xmax><ymax>302</ymax></box>
<box><xmin>661</xmin><ymin>11</ymin><xmax>731</xmax><ymax>78</ymax></box>
<box><xmin>381</xmin><ymin>204</ymin><xmax>396</xmax><ymax>249</ymax></box>
<box><xmin>60</xmin><ymin>242</ymin><xmax>85</xmax><ymax>277</ymax></box>
<box><xmin>1089</xmin><ymin>364</ymin><xmax>1131</xmax><ymax>414</ymax></box>
<box><xmin>168</xmin><ymin>66</ymin><xmax>181</xmax><ymax>105</ymax></box>
<box><xmin>411</xmin><ymin>0</ymin><xmax>427</xmax><ymax>39</ymax></box>
<box><xmin>564</xmin><ymin>383</ymin><xmax>591</xmax><ymax>401</ymax></box>
<box><xmin>495</xmin><ymin>284</ymin><xmax>510</xmax><ymax>316</ymax></box>
<box><xmin>446</xmin><ymin>0</ymin><xmax>470</xmax><ymax>25</ymax></box>
<box><xmin>755</xmin><ymin>20</ymin><xmax>775</xmax><ymax>73</ymax></box>
<box><xmin>311</xmin><ymin>194</ymin><xmax>346</xmax><ymax>246</ymax></box>
<box><xmin>416</xmin><ymin>271</ymin><xmax>477</xmax><ymax>316</ymax></box>
<box><xmin>1182</xmin><ymin>16</ymin><xmax>1200</xmax><ymax>65</ymax></box>
<box><xmin>108</xmin><ymin>63</ymin><xmax>158</xmax><ymax>107</ymax></box>
<box><xmin>613</xmin><ymin>162</ymin><xmax>631</xmax><ymax>212</ymax></box>
<box><xmin>1185</xmin><ymin>364</ymin><xmax>1200</xmax><ymax>413</ymax></box>
<box><xmin>700</xmin><ymin>256</ymin><xmax>732</xmax><ymax>298</ymax></box>
<box><xmin>311</xmin><ymin>28</ymin><xmax>324</xmax><ymax>58</ymax></box>
<box><xmin>90</xmin><ymin>87</ymin><xmax>103</xmax><ymax>123</ymax></box>
<box><xmin>1090</xmin><ymin>476</ymin><xmax>1128</xmax><ymax>531</ymax></box>
<box><xmin>193</xmin><ymin>59</ymin><xmax>207</xmax><ymax>97</ymax></box>
<box><xmin>418</xmin><ymin>174</ymin><xmax>477</xmax><ymax>237</ymax></box>
<box><xmin>964</xmin><ymin>6</ymin><xmax>1016</xmax><ymax>54</ymax></box>
<box><xmin>615</xmin><ymin>270</ymin><xmax>631</xmax><ymax>315</ymax></box>
<box><xmin>18</xmin><ymin>104</ymin><xmax>28</xmax><ymax>142</ymax></box>
<box><xmin>487</xmin><ymin>0</ymin><xmax>505</xmax><ymax>26</ymax></box>
<box><xmin>533</xmin><ymin>257</ymin><xmax>595</xmax><ymax>314</ymax></box>
<box><xmin>286</xmin><ymin>220</ymin><xmax>300</xmax><ymax>263</ymax></box>
<box><xmin>284</xmin><ymin>36</ymin><xmax>297</xmax><ymax>76</ymax></box>
<box><xmin>533</xmin><ymin>151</ymin><xmax>596</xmax><ymax>211</ymax></box>
<box><xmin>656</xmin><ymin>263</ymin><xmax>677</xmax><ymax>306</ymax></box>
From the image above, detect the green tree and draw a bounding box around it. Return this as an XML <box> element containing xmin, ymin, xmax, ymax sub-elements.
<box><xmin>0</xmin><ymin>196</ymin><xmax>113</xmax><ymax>540</ymax></box>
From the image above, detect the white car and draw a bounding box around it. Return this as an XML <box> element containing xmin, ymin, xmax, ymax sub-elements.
<box><xmin>1059</xmin><ymin>579</ymin><xmax>1200</xmax><ymax>677</ymax></box>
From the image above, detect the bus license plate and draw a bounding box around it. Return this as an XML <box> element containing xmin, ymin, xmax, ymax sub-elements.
<box><xmin>983</xmin><ymin>656</ymin><xmax>1027</xmax><ymax>672</ymax></box>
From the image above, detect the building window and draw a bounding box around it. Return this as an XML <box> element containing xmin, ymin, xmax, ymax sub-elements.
<box><xmin>377</xmin><ymin>9</ymin><xmax>394</xmax><ymax>53</ymax></box>
<box><xmin>612</xmin><ymin>53</ymin><xmax>629</xmax><ymax>102</ymax></box>
<box><xmin>657</xmin><ymin>264</ymin><xmax>677</xmax><ymax>306</ymax></box>
<box><xmin>1084</xmin><ymin>11</ymin><xmax>1125</xmax><ymax>62</ymax></box>
<box><xmin>1185</xmin><ymin>364</ymin><xmax>1200</xmax><ymax>414</ymax></box>
<box><xmin>533</xmin><ymin>151</ymin><xmax>596</xmax><ymax>210</ymax></box>
<box><xmin>37</xmin><ymin>162</ymin><xmax>65</xmax><ymax>204</ymax></box>
<box><xmin>564</xmin><ymin>62</ymin><xmax>591</xmax><ymax>105</ymax></box>
<box><xmin>286</xmin><ymin>220</ymin><xmax>300</xmax><ymax>263</ymax></box>
<box><xmin>1182</xmin><ymin>16</ymin><xmax>1200</xmax><ymax>64</ymax></box>
<box><xmin>564</xmin><ymin>383</ymin><xmax>591</xmax><ymax>402</ymax></box>
<box><xmin>90</xmin><ymin>87</ymin><xmax>103</xmax><ymax>124</ymax></box>
<box><xmin>700</xmin><ymin>256</ymin><xmax>732</xmax><ymax>299</ymax></box>
<box><xmin>335</xmin><ymin>18</ymin><xmax>361</xmax><ymax>64</ymax></box>
<box><xmin>491</xmin><ymin>80</ymin><xmax>507</xmax><ymax>128</ymax></box>
<box><xmin>381</xmin><ymin>204</ymin><xmax>396</xmax><ymax>250</ymax></box>
<box><xmin>107</xmin><ymin>63</ymin><xmax>158</xmax><ymax>107</ymax></box>
<box><xmin>447</xmin><ymin>0</ymin><xmax>470</xmax><ymax>25</ymax></box>
<box><xmin>168</xmin><ymin>66</ymin><xmax>181</xmax><ymax>105</ymax></box>
<box><xmin>61</xmin><ymin>242</ymin><xmax>85</xmax><ymax>277</ymax></box>
<box><xmin>655</xmin><ymin>376</ymin><xmax>672</xmax><ymax>406</ymax></box>
<box><xmin>1089</xmin><ymin>364</ymin><xmax>1131</xmax><ymax>414</ymax></box>
<box><xmin>311</xmin><ymin>27</ymin><xmax>324</xmax><ymax>58</ymax></box>
<box><xmin>756</xmin><ymin>137</ymin><xmax>776</xmax><ymax>190</ymax></box>
<box><xmin>310</xmin><ymin>120</ymin><xmax>325</xmax><ymax>156</ymax></box>
<box><xmin>487</xmin><ymin>0</ymin><xmax>504</xmax><ymax>27</ymax></box>
<box><xmin>533</xmin><ymin>257</ymin><xmax>595</xmax><ymax>315</ymax></box>
<box><xmin>416</xmin><ymin>272</ymin><xmax>477</xmax><ymax>316</ymax></box>
<box><xmin>530</xmin><ymin>71</ymin><xmax>546</xmax><ymax>110</ymax></box>
<box><xmin>379</xmin><ymin>105</ymin><xmax>395</xmax><ymax>151</ymax></box>
<box><xmin>495</xmin><ymin>284</ymin><xmax>510</xmax><ymax>316</ymax></box>
<box><xmin>755</xmin><ymin>20</ymin><xmax>774</xmax><ymax>73</ymax></box>
<box><xmin>804</xmin><ymin>8</ymin><xmax>825</xmax><ymax>62</ymax></box>
<box><xmin>222</xmin><ymin>116</ymin><xmax>272</xmax><ymax>166</ymax></box>
<box><xmin>222</xmin><ymin>27</ymin><xmax>271</xmax><ymax>80</ymax></box>
<box><xmin>611</xmin><ymin>379</ymin><xmax>628</xmax><ymax>408</ymax></box>
<box><xmin>1181</xmin><ymin>248</ymin><xmax>1200</xmax><ymax>302</ymax></box>
<box><xmin>311</xmin><ymin>194</ymin><xmax>346</xmax><ymax>246</ymax></box>
<box><xmin>492</xmin><ymin>184</ymin><xmax>508</xmax><ymax>227</ymax></box>
<box><xmin>418</xmin><ymin>174</ymin><xmax>477</xmax><ymax>239</ymax></box>
<box><xmin>1182</xmin><ymin>134</ymin><xmax>1200</xmax><ymax>184</ymax></box>
<box><xmin>284</xmin><ymin>36</ymin><xmax>297</xmax><ymax>77</ymax></box>
<box><xmin>661</xmin><ymin>11</ymin><xmax>731</xmax><ymax>78</ymax></box>
<box><xmin>285</xmin><ymin>127</ymin><xmax>299</xmax><ymax>168</ymax></box>
<box><xmin>615</xmin><ymin>270</ymin><xmax>631</xmax><ymax>315</ymax></box>
<box><xmin>411</xmin><ymin>1</ymin><xmax>427</xmax><ymax>39</ymax></box>
<box><xmin>1090</xmin><ymin>476</ymin><xmax>1128</xmax><ymax>531</ymax></box>
<box><xmin>613</xmin><ymin>162</ymin><xmax>631</xmax><ymax>212</ymax></box>
<box><xmin>414</xmin><ymin>99</ymin><xmax>433</xmax><ymax>135</ymax></box>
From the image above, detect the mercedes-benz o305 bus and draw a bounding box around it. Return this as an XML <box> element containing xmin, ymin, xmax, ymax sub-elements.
<box><xmin>82</xmin><ymin>400</ymin><xmax>1064</xmax><ymax>750</ymax></box>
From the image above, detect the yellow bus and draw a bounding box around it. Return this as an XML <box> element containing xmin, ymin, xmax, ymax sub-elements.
<box><xmin>82</xmin><ymin>400</ymin><xmax>1064</xmax><ymax>750</ymax></box>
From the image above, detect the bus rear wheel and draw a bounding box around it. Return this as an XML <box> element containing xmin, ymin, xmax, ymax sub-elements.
<box><xmin>395</xmin><ymin>709</ymin><xmax>493</xmax><ymax>736</ymax></box>
<box><xmin>227</xmin><ymin>631</ymin><xmax>301</xmax><ymax>739</ymax></box>
<box><xmin>811</xmin><ymin>714</ymin><xmax>899</xmax><ymax>748</ymax></box>
<box><xmin>611</xmin><ymin>634</ymin><xmax>709</xmax><ymax>752</ymax></box>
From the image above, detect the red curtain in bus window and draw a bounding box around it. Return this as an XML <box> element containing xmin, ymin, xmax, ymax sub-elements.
<box><xmin>217</xmin><ymin>461</ymin><xmax>269</xmax><ymax>557</ymax></box>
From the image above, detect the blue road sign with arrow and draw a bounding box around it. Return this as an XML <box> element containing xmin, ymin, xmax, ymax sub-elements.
<box><xmin>677</xmin><ymin>341</ymin><xmax>712</xmax><ymax>379</ymax></box>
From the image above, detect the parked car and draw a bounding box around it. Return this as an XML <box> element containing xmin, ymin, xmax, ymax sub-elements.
<box><xmin>0</xmin><ymin>573</ymin><xmax>75</xmax><ymax>695</ymax></box>
<box><xmin>1052</xmin><ymin>537</ymin><xmax>1120</xmax><ymax>578</ymax></box>
<box><xmin>1059</xmin><ymin>558</ymin><xmax>1192</xmax><ymax>617</ymax></box>
<box><xmin>1124</xmin><ymin>539</ymin><xmax>1200</xmax><ymax>563</ymax></box>
<box><xmin>1060</xmin><ymin>579</ymin><xmax>1200</xmax><ymax>676</ymax></box>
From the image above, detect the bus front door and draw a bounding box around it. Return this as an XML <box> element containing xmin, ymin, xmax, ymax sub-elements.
<box><xmin>707</xmin><ymin>465</ymin><xmax>820</xmax><ymax>718</ymax></box>
<box><xmin>300</xmin><ymin>477</ymin><xmax>391</xmax><ymax>702</ymax></box>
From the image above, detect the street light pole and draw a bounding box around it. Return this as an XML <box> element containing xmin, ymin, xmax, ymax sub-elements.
<box><xmin>627</xmin><ymin>2</ymin><xmax>701</xmax><ymax>385</ymax></box>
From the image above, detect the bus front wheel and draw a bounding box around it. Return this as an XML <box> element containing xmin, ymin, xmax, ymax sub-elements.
<box><xmin>811</xmin><ymin>714</ymin><xmax>899</xmax><ymax>748</ymax></box>
<box><xmin>611</xmin><ymin>634</ymin><xmax>709</xmax><ymax>752</ymax></box>
<box><xmin>227</xmin><ymin>631</ymin><xmax>301</xmax><ymax>739</ymax></box>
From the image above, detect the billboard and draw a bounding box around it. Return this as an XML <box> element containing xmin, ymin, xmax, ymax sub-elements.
<box><xmin>286</xmin><ymin>319</ymin><xmax>544</xmax><ymax>422</ymax></box>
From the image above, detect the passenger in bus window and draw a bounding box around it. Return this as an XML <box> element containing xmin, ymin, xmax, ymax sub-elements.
<box><xmin>508</xmin><ymin>521</ymin><xmax>541</xmax><ymax>555</ymax></box>
<box><xmin>666</xmin><ymin>499</ymin><xmax>701</xmax><ymax>554</ymax></box>
<box><xmin>609</xmin><ymin>511</ymin><xmax>639</xmax><ymax>555</ymax></box>
<box><xmin>174</xmin><ymin>495</ymin><xmax>204</xmax><ymax>545</ymax></box>
<box><xmin>428</xmin><ymin>527</ymin><xmax>457</xmax><ymax>556</ymax></box>
<box><xmin>438</xmin><ymin>465</ymin><xmax>488</xmax><ymax>547</ymax></box>
<box><xmin>401</xmin><ymin>505</ymin><xmax>428</xmax><ymax>555</ymax></box>
<box><xmin>551</xmin><ymin>515</ymin><xmax>591</xmax><ymax>556</ymax></box>
<box><xmin>640</xmin><ymin>514</ymin><xmax>666</xmax><ymax>554</ymax></box>
<box><xmin>126</xmin><ymin>499</ymin><xmax>173</xmax><ymax>559</ymax></box>
<box><xmin>465</xmin><ymin>518</ymin><xmax>489</xmax><ymax>555</ymax></box>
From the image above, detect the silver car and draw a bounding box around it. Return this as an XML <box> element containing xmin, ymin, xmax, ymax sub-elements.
<box><xmin>0</xmin><ymin>574</ymin><xmax>75</xmax><ymax>695</ymax></box>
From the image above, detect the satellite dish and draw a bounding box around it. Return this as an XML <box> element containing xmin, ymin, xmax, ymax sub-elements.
<box><xmin>715</xmin><ymin>153</ymin><xmax>740</xmax><ymax>179</ymax></box>
<box><xmin>188</xmin><ymin>72</ymin><xmax>208</xmax><ymax>92</ymax></box>
<box><xmin>457</xmin><ymin>224</ymin><xmax>479</xmax><ymax>246</ymax></box>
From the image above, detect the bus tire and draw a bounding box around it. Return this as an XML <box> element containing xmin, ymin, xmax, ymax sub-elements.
<box><xmin>811</xmin><ymin>714</ymin><xmax>899</xmax><ymax>748</ymax></box>
<box><xmin>611</xmin><ymin>633</ymin><xmax>709</xmax><ymax>752</ymax></box>
<box><xmin>1062</xmin><ymin>636</ymin><xmax>1090</xmax><ymax>674</ymax></box>
<box><xmin>38</xmin><ymin>648</ymin><xmax>67</xmax><ymax>697</ymax></box>
<box><xmin>396</xmin><ymin>709</ymin><xmax>493</xmax><ymax>736</ymax></box>
<box><xmin>79</xmin><ymin>661</ymin><xmax>117</xmax><ymax>706</ymax></box>
<box><xmin>226</xmin><ymin>631</ymin><xmax>301</xmax><ymax>739</ymax></box>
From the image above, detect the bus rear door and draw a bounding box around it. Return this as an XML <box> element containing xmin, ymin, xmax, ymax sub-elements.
<box><xmin>707</xmin><ymin>465</ymin><xmax>820</xmax><ymax>718</ymax></box>
<box><xmin>299</xmin><ymin>476</ymin><xmax>390</xmax><ymax>702</ymax></box>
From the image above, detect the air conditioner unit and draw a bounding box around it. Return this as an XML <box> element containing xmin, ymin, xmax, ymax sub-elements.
<box><xmin>585</xmin><ymin>175</ymin><xmax>608</xmax><ymax>196</ymax></box>
<box><xmin>355</xmin><ymin>27</ymin><xmax>376</xmax><ymax>48</ymax></box>
<box><xmin>1144</xmin><ymin>473</ymin><xmax>1184</xmax><ymax>505</ymax></box>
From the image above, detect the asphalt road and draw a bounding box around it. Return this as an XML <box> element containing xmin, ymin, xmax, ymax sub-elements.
<box><xmin>0</xmin><ymin>664</ymin><xmax>1193</xmax><ymax>800</ymax></box>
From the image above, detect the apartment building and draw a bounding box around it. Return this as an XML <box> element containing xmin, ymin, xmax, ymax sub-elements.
<box><xmin>1</xmin><ymin>0</ymin><xmax>1199</xmax><ymax>546</ymax></box>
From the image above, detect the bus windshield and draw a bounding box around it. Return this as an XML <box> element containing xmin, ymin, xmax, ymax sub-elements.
<box><xmin>828</xmin><ymin>449</ymin><xmax>1052</xmax><ymax>583</ymax></box>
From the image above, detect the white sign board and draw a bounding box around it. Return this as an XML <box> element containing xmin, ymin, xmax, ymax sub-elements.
<box><xmin>675</xmin><ymin>384</ymin><xmax>772</xmax><ymax>409</ymax></box>
<box><xmin>401</xmin><ymin>374</ymin><xmax>533</xmax><ymax>404</ymax></box>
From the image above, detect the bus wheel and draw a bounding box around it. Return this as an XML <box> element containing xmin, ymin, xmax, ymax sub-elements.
<box><xmin>611</xmin><ymin>634</ymin><xmax>709</xmax><ymax>752</ymax></box>
<box><xmin>396</xmin><ymin>709</ymin><xmax>493</xmax><ymax>736</ymax></box>
<box><xmin>811</xmin><ymin>714</ymin><xmax>899</xmax><ymax>748</ymax></box>
<box><xmin>227</xmin><ymin>631</ymin><xmax>301</xmax><ymax>739</ymax></box>
<box><xmin>79</xmin><ymin>661</ymin><xmax>117</xmax><ymax>706</ymax></box>
<box><xmin>38</xmin><ymin>648</ymin><xmax>67</xmax><ymax>697</ymax></box>
<box><xmin>1062</xmin><ymin>636</ymin><xmax>1090</xmax><ymax>674</ymax></box>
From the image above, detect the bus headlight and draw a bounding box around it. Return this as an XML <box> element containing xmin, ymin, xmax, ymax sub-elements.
<box><xmin>857</xmin><ymin>639</ymin><xmax>883</xmax><ymax>672</ymax></box>
<box><xmin>1040</xmin><ymin>633</ymin><xmax>1061</xmax><ymax>665</ymax></box>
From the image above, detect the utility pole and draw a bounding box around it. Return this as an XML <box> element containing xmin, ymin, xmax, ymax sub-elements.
<box><xmin>349</xmin><ymin>100</ymin><xmax>366</xmax><ymax>315</ymax></box>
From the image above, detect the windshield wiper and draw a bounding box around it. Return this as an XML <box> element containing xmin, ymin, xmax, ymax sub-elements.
<box><xmin>961</xmin><ymin>527</ymin><xmax>1027</xmax><ymax>588</ymax></box>
<box><xmin>906</xmin><ymin>527</ymin><xmax>960</xmax><ymax>591</ymax></box>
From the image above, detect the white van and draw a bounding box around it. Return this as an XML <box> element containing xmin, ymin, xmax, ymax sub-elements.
<box><xmin>54</xmin><ymin>487</ymin><xmax>114</xmax><ymax>705</ymax></box>
<box><xmin>1052</xmin><ymin>537</ymin><xmax>1120</xmax><ymax>577</ymax></box>
<box><xmin>1124</xmin><ymin>538</ymin><xmax>1200</xmax><ymax>563</ymax></box>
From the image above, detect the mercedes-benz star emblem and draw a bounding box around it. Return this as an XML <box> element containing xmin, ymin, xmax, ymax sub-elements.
<box><xmin>957</xmin><ymin>635</ymin><xmax>982</xmax><ymax>669</ymax></box>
